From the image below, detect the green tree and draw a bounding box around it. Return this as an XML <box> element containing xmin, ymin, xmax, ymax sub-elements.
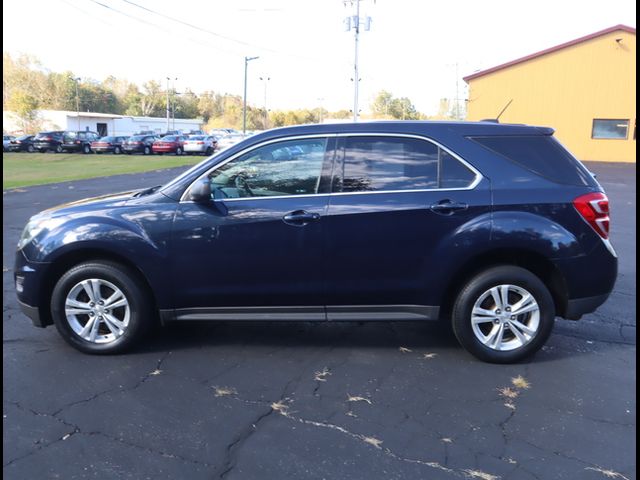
<box><xmin>5</xmin><ymin>90</ymin><xmax>40</xmax><ymax>132</ymax></box>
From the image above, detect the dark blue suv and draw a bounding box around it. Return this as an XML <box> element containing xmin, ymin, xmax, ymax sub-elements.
<box><xmin>14</xmin><ymin>122</ymin><xmax>617</xmax><ymax>362</ymax></box>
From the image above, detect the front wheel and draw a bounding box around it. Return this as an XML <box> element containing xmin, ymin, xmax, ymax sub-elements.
<box><xmin>144</xmin><ymin>146</ymin><xmax>151</xmax><ymax>155</ymax></box>
<box><xmin>451</xmin><ymin>266</ymin><xmax>555</xmax><ymax>363</ymax></box>
<box><xmin>50</xmin><ymin>261</ymin><xmax>153</xmax><ymax>354</ymax></box>
<box><xmin>114</xmin><ymin>146</ymin><xmax>121</xmax><ymax>155</ymax></box>
<box><xmin>175</xmin><ymin>147</ymin><xmax>183</xmax><ymax>156</ymax></box>
<box><xmin>27</xmin><ymin>145</ymin><xmax>35</xmax><ymax>153</ymax></box>
<box><xmin>83</xmin><ymin>144</ymin><xmax>91</xmax><ymax>154</ymax></box>
<box><xmin>55</xmin><ymin>145</ymin><xmax>63</xmax><ymax>153</ymax></box>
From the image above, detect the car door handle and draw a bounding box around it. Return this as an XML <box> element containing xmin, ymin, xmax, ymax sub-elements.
<box><xmin>430</xmin><ymin>200</ymin><xmax>469</xmax><ymax>215</ymax></box>
<box><xmin>283</xmin><ymin>210</ymin><xmax>321</xmax><ymax>226</ymax></box>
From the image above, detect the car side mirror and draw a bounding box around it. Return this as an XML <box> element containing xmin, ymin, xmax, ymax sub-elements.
<box><xmin>189</xmin><ymin>178</ymin><xmax>212</xmax><ymax>203</ymax></box>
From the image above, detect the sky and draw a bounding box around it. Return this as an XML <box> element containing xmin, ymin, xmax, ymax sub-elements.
<box><xmin>2</xmin><ymin>0</ymin><xmax>637</xmax><ymax>115</ymax></box>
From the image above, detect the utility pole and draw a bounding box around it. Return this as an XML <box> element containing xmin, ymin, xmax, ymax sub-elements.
<box><xmin>455</xmin><ymin>63</ymin><xmax>460</xmax><ymax>120</ymax></box>
<box><xmin>72</xmin><ymin>77</ymin><xmax>81</xmax><ymax>130</ymax></box>
<box><xmin>243</xmin><ymin>56</ymin><xmax>259</xmax><ymax>134</ymax></box>
<box><xmin>259</xmin><ymin>76</ymin><xmax>270</xmax><ymax>129</ymax></box>
<box><xmin>344</xmin><ymin>0</ymin><xmax>372</xmax><ymax>122</ymax></box>
<box><xmin>317</xmin><ymin>97</ymin><xmax>325</xmax><ymax>123</ymax></box>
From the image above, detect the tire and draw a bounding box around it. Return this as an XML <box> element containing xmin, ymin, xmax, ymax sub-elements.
<box><xmin>176</xmin><ymin>147</ymin><xmax>183</xmax><ymax>156</ymax></box>
<box><xmin>451</xmin><ymin>266</ymin><xmax>555</xmax><ymax>364</ymax></box>
<box><xmin>114</xmin><ymin>146</ymin><xmax>121</xmax><ymax>155</ymax></box>
<box><xmin>27</xmin><ymin>145</ymin><xmax>35</xmax><ymax>153</ymax></box>
<box><xmin>50</xmin><ymin>261</ymin><xmax>153</xmax><ymax>354</ymax></box>
<box><xmin>55</xmin><ymin>145</ymin><xmax>63</xmax><ymax>154</ymax></box>
<box><xmin>206</xmin><ymin>147</ymin><xmax>213</xmax><ymax>156</ymax></box>
<box><xmin>144</xmin><ymin>146</ymin><xmax>151</xmax><ymax>155</ymax></box>
<box><xmin>83</xmin><ymin>144</ymin><xmax>91</xmax><ymax>154</ymax></box>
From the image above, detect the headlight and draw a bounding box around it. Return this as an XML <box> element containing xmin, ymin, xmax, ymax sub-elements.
<box><xmin>17</xmin><ymin>217</ymin><xmax>65</xmax><ymax>250</ymax></box>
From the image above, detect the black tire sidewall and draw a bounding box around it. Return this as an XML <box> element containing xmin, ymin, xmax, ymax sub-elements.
<box><xmin>114</xmin><ymin>146</ymin><xmax>121</xmax><ymax>155</ymax></box>
<box><xmin>144</xmin><ymin>146</ymin><xmax>150</xmax><ymax>155</ymax></box>
<box><xmin>51</xmin><ymin>262</ymin><xmax>151</xmax><ymax>354</ymax></box>
<box><xmin>452</xmin><ymin>266</ymin><xmax>555</xmax><ymax>363</ymax></box>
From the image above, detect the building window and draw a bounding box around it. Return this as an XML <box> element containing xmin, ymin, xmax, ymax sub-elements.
<box><xmin>592</xmin><ymin>119</ymin><xmax>629</xmax><ymax>139</ymax></box>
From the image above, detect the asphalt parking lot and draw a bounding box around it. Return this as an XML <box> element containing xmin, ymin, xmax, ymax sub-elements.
<box><xmin>3</xmin><ymin>162</ymin><xmax>636</xmax><ymax>480</ymax></box>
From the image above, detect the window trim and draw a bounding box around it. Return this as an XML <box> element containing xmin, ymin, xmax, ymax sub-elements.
<box><xmin>591</xmin><ymin>119</ymin><xmax>630</xmax><ymax>140</ymax></box>
<box><xmin>180</xmin><ymin>133</ymin><xmax>483</xmax><ymax>203</ymax></box>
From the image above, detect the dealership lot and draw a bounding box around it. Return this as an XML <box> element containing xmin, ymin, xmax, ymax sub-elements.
<box><xmin>3</xmin><ymin>163</ymin><xmax>635</xmax><ymax>479</ymax></box>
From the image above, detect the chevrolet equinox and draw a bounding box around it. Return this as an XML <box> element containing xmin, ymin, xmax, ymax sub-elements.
<box><xmin>14</xmin><ymin>122</ymin><xmax>617</xmax><ymax>363</ymax></box>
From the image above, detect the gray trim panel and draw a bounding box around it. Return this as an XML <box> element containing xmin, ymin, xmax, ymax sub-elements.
<box><xmin>161</xmin><ymin>305</ymin><xmax>440</xmax><ymax>322</ymax></box>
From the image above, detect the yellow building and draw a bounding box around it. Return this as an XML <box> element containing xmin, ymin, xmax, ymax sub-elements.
<box><xmin>464</xmin><ymin>25</ymin><xmax>636</xmax><ymax>163</ymax></box>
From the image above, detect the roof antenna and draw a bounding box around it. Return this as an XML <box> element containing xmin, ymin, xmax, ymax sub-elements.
<box><xmin>495</xmin><ymin>99</ymin><xmax>513</xmax><ymax>122</ymax></box>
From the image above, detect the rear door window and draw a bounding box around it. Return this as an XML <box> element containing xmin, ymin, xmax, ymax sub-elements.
<box><xmin>471</xmin><ymin>135</ymin><xmax>596</xmax><ymax>186</ymax></box>
<box><xmin>335</xmin><ymin>136</ymin><xmax>477</xmax><ymax>192</ymax></box>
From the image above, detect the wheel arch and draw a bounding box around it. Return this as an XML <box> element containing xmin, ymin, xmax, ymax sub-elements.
<box><xmin>38</xmin><ymin>248</ymin><xmax>159</xmax><ymax>327</ymax></box>
<box><xmin>440</xmin><ymin>248</ymin><xmax>569</xmax><ymax>321</ymax></box>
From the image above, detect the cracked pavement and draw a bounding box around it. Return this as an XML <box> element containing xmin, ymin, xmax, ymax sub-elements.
<box><xmin>3</xmin><ymin>163</ymin><xmax>636</xmax><ymax>479</ymax></box>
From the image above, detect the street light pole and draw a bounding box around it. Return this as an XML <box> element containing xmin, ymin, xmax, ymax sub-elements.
<box><xmin>243</xmin><ymin>56</ymin><xmax>259</xmax><ymax>135</ymax></box>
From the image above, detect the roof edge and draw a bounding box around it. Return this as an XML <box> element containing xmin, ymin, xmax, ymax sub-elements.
<box><xmin>463</xmin><ymin>24</ymin><xmax>636</xmax><ymax>82</ymax></box>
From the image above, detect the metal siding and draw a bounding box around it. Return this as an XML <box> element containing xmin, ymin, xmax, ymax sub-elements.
<box><xmin>466</xmin><ymin>30</ymin><xmax>636</xmax><ymax>162</ymax></box>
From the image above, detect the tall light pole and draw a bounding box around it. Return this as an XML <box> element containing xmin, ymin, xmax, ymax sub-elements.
<box><xmin>259</xmin><ymin>76</ymin><xmax>270</xmax><ymax>129</ymax></box>
<box><xmin>72</xmin><ymin>76</ymin><xmax>81</xmax><ymax>130</ymax></box>
<box><xmin>166</xmin><ymin>77</ymin><xmax>177</xmax><ymax>132</ymax></box>
<box><xmin>344</xmin><ymin>1</ymin><xmax>372</xmax><ymax>122</ymax></box>
<box><xmin>243</xmin><ymin>56</ymin><xmax>259</xmax><ymax>134</ymax></box>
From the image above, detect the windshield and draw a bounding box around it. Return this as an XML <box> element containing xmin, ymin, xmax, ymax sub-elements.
<box><xmin>98</xmin><ymin>136</ymin><xmax>115</xmax><ymax>142</ymax></box>
<box><xmin>162</xmin><ymin>136</ymin><xmax>177</xmax><ymax>141</ymax></box>
<box><xmin>188</xmin><ymin>135</ymin><xmax>205</xmax><ymax>140</ymax></box>
<box><xmin>129</xmin><ymin>135</ymin><xmax>146</xmax><ymax>141</ymax></box>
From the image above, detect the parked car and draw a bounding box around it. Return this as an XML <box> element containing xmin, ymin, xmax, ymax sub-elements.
<box><xmin>91</xmin><ymin>136</ymin><xmax>130</xmax><ymax>154</ymax></box>
<box><xmin>61</xmin><ymin>131</ymin><xmax>100</xmax><ymax>154</ymax></box>
<box><xmin>182</xmin><ymin>135</ymin><xmax>218</xmax><ymax>155</ymax></box>
<box><xmin>122</xmin><ymin>135</ymin><xmax>159</xmax><ymax>155</ymax></box>
<box><xmin>182</xmin><ymin>129</ymin><xmax>205</xmax><ymax>136</ymax></box>
<box><xmin>159</xmin><ymin>130</ymin><xmax>182</xmax><ymax>138</ymax></box>
<box><xmin>13</xmin><ymin>121</ymin><xmax>617</xmax><ymax>362</ymax></box>
<box><xmin>209</xmin><ymin>128</ymin><xmax>237</xmax><ymax>137</ymax></box>
<box><xmin>33</xmin><ymin>131</ymin><xmax>65</xmax><ymax>153</ymax></box>
<box><xmin>7</xmin><ymin>135</ymin><xmax>35</xmax><ymax>153</ymax></box>
<box><xmin>216</xmin><ymin>133</ymin><xmax>246</xmax><ymax>150</ymax></box>
<box><xmin>152</xmin><ymin>135</ymin><xmax>187</xmax><ymax>155</ymax></box>
<box><xmin>3</xmin><ymin>135</ymin><xmax>16</xmax><ymax>151</ymax></box>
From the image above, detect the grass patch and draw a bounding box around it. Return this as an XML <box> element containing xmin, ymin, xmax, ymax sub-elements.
<box><xmin>2</xmin><ymin>152</ymin><xmax>204</xmax><ymax>189</ymax></box>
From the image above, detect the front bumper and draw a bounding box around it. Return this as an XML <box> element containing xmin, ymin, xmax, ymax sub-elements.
<box><xmin>14</xmin><ymin>249</ymin><xmax>52</xmax><ymax>327</ymax></box>
<box><xmin>18</xmin><ymin>300</ymin><xmax>46</xmax><ymax>327</ymax></box>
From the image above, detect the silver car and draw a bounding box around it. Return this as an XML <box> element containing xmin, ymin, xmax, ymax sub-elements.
<box><xmin>182</xmin><ymin>135</ymin><xmax>218</xmax><ymax>155</ymax></box>
<box><xmin>216</xmin><ymin>133</ymin><xmax>247</xmax><ymax>151</ymax></box>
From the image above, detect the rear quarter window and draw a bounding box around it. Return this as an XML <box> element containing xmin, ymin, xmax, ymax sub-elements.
<box><xmin>471</xmin><ymin>135</ymin><xmax>596</xmax><ymax>186</ymax></box>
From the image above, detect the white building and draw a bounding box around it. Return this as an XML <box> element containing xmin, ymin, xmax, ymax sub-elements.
<box><xmin>3</xmin><ymin>110</ymin><xmax>203</xmax><ymax>137</ymax></box>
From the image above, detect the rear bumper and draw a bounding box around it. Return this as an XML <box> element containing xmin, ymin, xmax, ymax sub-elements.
<box><xmin>565</xmin><ymin>294</ymin><xmax>611</xmax><ymax>320</ymax></box>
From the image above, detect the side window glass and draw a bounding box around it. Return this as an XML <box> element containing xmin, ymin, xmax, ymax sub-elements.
<box><xmin>339</xmin><ymin>136</ymin><xmax>438</xmax><ymax>192</ymax></box>
<box><xmin>208</xmin><ymin>138</ymin><xmax>327</xmax><ymax>199</ymax></box>
<box><xmin>439</xmin><ymin>150</ymin><xmax>477</xmax><ymax>188</ymax></box>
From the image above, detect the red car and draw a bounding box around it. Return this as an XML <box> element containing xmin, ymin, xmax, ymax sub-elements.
<box><xmin>151</xmin><ymin>135</ymin><xmax>187</xmax><ymax>155</ymax></box>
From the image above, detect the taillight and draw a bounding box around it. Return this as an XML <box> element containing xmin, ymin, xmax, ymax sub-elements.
<box><xmin>197</xmin><ymin>141</ymin><xmax>204</xmax><ymax>145</ymax></box>
<box><xmin>573</xmin><ymin>192</ymin><xmax>610</xmax><ymax>239</ymax></box>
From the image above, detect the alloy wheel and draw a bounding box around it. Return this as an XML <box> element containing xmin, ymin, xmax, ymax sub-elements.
<box><xmin>470</xmin><ymin>284</ymin><xmax>540</xmax><ymax>351</ymax></box>
<box><xmin>64</xmin><ymin>278</ymin><xmax>130</xmax><ymax>344</ymax></box>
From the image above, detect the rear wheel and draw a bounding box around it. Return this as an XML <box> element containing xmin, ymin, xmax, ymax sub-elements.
<box><xmin>451</xmin><ymin>266</ymin><xmax>555</xmax><ymax>363</ymax></box>
<box><xmin>55</xmin><ymin>145</ymin><xmax>63</xmax><ymax>153</ymax></box>
<box><xmin>206</xmin><ymin>146</ymin><xmax>213</xmax><ymax>155</ymax></box>
<box><xmin>51</xmin><ymin>261</ymin><xmax>153</xmax><ymax>354</ymax></box>
<box><xmin>27</xmin><ymin>145</ymin><xmax>35</xmax><ymax>153</ymax></box>
<box><xmin>144</xmin><ymin>146</ymin><xmax>151</xmax><ymax>155</ymax></box>
<box><xmin>114</xmin><ymin>146</ymin><xmax>121</xmax><ymax>155</ymax></box>
<box><xmin>176</xmin><ymin>147</ymin><xmax>183</xmax><ymax>156</ymax></box>
<box><xmin>83</xmin><ymin>144</ymin><xmax>91</xmax><ymax>154</ymax></box>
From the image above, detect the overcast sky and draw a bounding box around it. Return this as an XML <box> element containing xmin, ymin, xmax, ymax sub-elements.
<box><xmin>3</xmin><ymin>0</ymin><xmax>636</xmax><ymax>115</ymax></box>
